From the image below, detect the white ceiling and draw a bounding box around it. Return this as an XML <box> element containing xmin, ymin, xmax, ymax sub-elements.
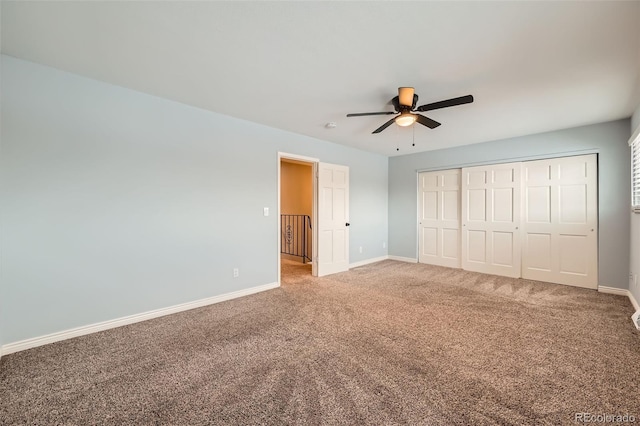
<box><xmin>2</xmin><ymin>1</ymin><xmax>640</xmax><ymax>157</ymax></box>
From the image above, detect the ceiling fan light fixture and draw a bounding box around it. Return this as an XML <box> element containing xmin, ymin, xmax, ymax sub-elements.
<box><xmin>346</xmin><ymin>89</ymin><xmax>473</xmax><ymax>134</ymax></box>
<box><xmin>395</xmin><ymin>113</ymin><xmax>417</xmax><ymax>127</ymax></box>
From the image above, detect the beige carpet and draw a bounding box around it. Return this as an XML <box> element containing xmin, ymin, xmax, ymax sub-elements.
<box><xmin>281</xmin><ymin>257</ymin><xmax>312</xmax><ymax>278</ymax></box>
<box><xmin>0</xmin><ymin>260</ymin><xmax>638</xmax><ymax>425</ymax></box>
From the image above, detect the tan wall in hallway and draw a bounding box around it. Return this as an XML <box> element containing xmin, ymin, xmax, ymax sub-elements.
<box><xmin>281</xmin><ymin>161</ymin><xmax>312</xmax><ymax>217</ymax></box>
<box><xmin>281</xmin><ymin>161</ymin><xmax>313</xmax><ymax>263</ymax></box>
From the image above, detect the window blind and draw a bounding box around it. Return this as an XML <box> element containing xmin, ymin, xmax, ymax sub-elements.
<box><xmin>632</xmin><ymin>135</ymin><xmax>640</xmax><ymax>211</ymax></box>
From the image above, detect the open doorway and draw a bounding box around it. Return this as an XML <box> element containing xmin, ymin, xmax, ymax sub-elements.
<box><xmin>279</xmin><ymin>156</ymin><xmax>316</xmax><ymax>282</ymax></box>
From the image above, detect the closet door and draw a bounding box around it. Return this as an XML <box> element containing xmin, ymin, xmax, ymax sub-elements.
<box><xmin>521</xmin><ymin>154</ymin><xmax>597</xmax><ymax>289</ymax></box>
<box><xmin>462</xmin><ymin>162</ymin><xmax>521</xmax><ymax>278</ymax></box>
<box><xmin>418</xmin><ymin>169</ymin><xmax>461</xmax><ymax>268</ymax></box>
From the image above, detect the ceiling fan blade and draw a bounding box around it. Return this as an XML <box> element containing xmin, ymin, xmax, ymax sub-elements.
<box><xmin>398</xmin><ymin>87</ymin><xmax>415</xmax><ymax>107</ymax></box>
<box><xmin>346</xmin><ymin>111</ymin><xmax>396</xmax><ymax>117</ymax></box>
<box><xmin>416</xmin><ymin>114</ymin><xmax>441</xmax><ymax>129</ymax></box>
<box><xmin>416</xmin><ymin>94</ymin><xmax>474</xmax><ymax>112</ymax></box>
<box><xmin>372</xmin><ymin>118</ymin><xmax>396</xmax><ymax>134</ymax></box>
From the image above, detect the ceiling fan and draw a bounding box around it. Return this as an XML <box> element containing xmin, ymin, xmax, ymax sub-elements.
<box><xmin>346</xmin><ymin>87</ymin><xmax>473</xmax><ymax>134</ymax></box>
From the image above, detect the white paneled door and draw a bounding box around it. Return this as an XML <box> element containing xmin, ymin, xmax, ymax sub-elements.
<box><xmin>418</xmin><ymin>169</ymin><xmax>461</xmax><ymax>268</ymax></box>
<box><xmin>521</xmin><ymin>155</ymin><xmax>597</xmax><ymax>289</ymax></box>
<box><xmin>462</xmin><ymin>162</ymin><xmax>522</xmax><ymax>278</ymax></box>
<box><xmin>317</xmin><ymin>163</ymin><xmax>349</xmax><ymax>277</ymax></box>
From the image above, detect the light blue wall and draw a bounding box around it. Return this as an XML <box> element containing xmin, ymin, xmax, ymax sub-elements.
<box><xmin>0</xmin><ymin>52</ymin><xmax>3</xmax><ymax>354</ymax></box>
<box><xmin>389</xmin><ymin>119</ymin><xmax>631</xmax><ymax>289</ymax></box>
<box><xmin>0</xmin><ymin>55</ymin><xmax>388</xmax><ymax>346</ymax></box>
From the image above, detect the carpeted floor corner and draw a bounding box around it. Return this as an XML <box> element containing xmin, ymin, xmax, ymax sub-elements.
<box><xmin>0</xmin><ymin>260</ymin><xmax>638</xmax><ymax>425</ymax></box>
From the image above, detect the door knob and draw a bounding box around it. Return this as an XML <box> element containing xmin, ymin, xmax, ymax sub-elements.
<box><xmin>346</xmin><ymin>223</ymin><xmax>350</xmax><ymax>226</ymax></box>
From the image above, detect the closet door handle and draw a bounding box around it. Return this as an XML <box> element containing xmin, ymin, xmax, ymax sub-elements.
<box><xmin>346</xmin><ymin>223</ymin><xmax>350</xmax><ymax>226</ymax></box>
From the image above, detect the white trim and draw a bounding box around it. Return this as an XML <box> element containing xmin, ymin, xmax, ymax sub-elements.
<box><xmin>277</xmin><ymin>152</ymin><xmax>319</xmax><ymax>284</ymax></box>
<box><xmin>349</xmin><ymin>256</ymin><xmax>388</xmax><ymax>269</ymax></box>
<box><xmin>598</xmin><ymin>286</ymin><xmax>640</xmax><ymax>311</ymax></box>
<box><xmin>1</xmin><ymin>282</ymin><xmax>279</xmax><ymax>356</ymax></box>
<box><xmin>415</xmin><ymin>149</ymin><xmax>599</xmax><ymax>174</ymax></box>
<box><xmin>598</xmin><ymin>286</ymin><xmax>629</xmax><ymax>296</ymax></box>
<box><xmin>277</xmin><ymin>152</ymin><xmax>319</xmax><ymax>164</ymax></box>
<box><xmin>629</xmin><ymin>125</ymin><xmax>640</xmax><ymax>147</ymax></box>
<box><xmin>388</xmin><ymin>255</ymin><xmax>418</xmax><ymax>263</ymax></box>
<box><xmin>628</xmin><ymin>290</ymin><xmax>640</xmax><ymax>312</ymax></box>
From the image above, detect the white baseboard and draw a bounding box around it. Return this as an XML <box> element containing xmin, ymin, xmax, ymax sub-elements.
<box><xmin>598</xmin><ymin>286</ymin><xmax>640</xmax><ymax>311</ymax></box>
<box><xmin>388</xmin><ymin>255</ymin><xmax>418</xmax><ymax>263</ymax></box>
<box><xmin>349</xmin><ymin>256</ymin><xmax>389</xmax><ymax>268</ymax></box>
<box><xmin>598</xmin><ymin>286</ymin><xmax>628</xmax><ymax>296</ymax></box>
<box><xmin>1</xmin><ymin>282</ymin><xmax>279</xmax><ymax>356</ymax></box>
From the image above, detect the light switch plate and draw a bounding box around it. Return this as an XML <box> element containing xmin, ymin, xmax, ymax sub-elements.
<box><xmin>263</xmin><ymin>207</ymin><xmax>269</xmax><ymax>216</ymax></box>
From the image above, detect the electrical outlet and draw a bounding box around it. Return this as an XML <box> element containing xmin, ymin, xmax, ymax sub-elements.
<box><xmin>233</xmin><ymin>268</ymin><xmax>239</xmax><ymax>278</ymax></box>
<box><xmin>632</xmin><ymin>310</ymin><xmax>640</xmax><ymax>330</ymax></box>
<box><xmin>359</xmin><ymin>246</ymin><xmax>363</xmax><ymax>254</ymax></box>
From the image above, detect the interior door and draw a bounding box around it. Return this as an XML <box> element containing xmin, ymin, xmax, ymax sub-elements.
<box><xmin>521</xmin><ymin>154</ymin><xmax>597</xmax><ymax>288</ymax></box>
<box><xmin>462</xmin><ymin>162</ymin><xmax>521</xmax><ymax>278</ymax></box>
<box><xmin>317</xmin><ymin>162</ymin><xmax>349</xmax><ymax>277</ymax></box>
<box><xmin>418</xmin><ymin>169</ymin><xmax>461</xmax><ymax>268</ymax></box>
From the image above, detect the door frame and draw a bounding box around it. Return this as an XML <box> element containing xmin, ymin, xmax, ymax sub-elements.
<box><xmin>415</xmin><ymin>150</ymin><xmax>599</xmax><ymax>288</ymax></box>
<box><xmin>414</xmin><ymin>148</ymin><xmax>600</xmax><ymax>267</ymax></box>
<box><xmin>277</xmin><ymin>152</ymin><xmax>320</xmax><ymax>284</ymax></box>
